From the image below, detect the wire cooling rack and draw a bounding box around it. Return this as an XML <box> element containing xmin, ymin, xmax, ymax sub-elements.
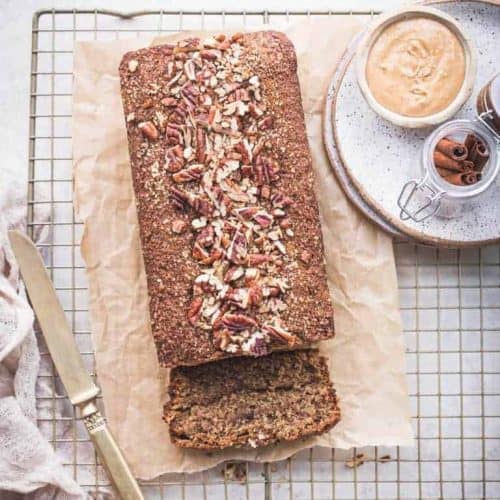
<box><xmin>28</xmin><ymin>8</ymin><xmax>500</xmax><ymax>500</ymax></box>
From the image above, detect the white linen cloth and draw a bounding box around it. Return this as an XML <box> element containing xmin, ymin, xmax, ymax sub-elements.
<box><xmin>0</xmin><ymin>167</ymin><xmax>84</xmax><ymax>499</ymax></box>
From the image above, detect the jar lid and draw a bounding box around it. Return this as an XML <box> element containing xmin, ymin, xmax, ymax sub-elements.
<box><xmin>477</xmin><ymin>72</ymin><xmax>500</xmax><ymax>135</ymax></box>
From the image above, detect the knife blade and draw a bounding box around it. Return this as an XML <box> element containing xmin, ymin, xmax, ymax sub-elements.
<box><xmin>8</xmin><ymin>230</ymin><xmax>144</xmax><ymax>500</ymax></box>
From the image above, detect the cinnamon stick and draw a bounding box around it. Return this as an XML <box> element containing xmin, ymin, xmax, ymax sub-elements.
<box><xmin>433</xmin><ymin>151</ymin><xmax>467</xmax><ymax>172</ymax></box>
<box><xmin>463</xmin><ymin>171</ymin><xmax>482</xmax><ymax>185</ymax></box>
<box><xmin>434</xmin><ymin>134</ymin><xmax>488</xmax><ymax>187</ymax></box>
<box><xmin>465</xmin><ymin>133</ymin><xmax>478</xmax><ymax>152</ymax></box>
<box><xmin>436</xmin><ymin>167</ymin><xmax>454</xmax><ymax>177</ymax></box>
<box><xmin>444</xmin><ymin>172</ymin><xmax>466</xmax><ymax>186</ymax></box>
<box><xmin>461</xmin><ymin>160</ymin><xmax>475</xmax><ymax>171</ymax></box>
<box><xmin>468</xmin><ymin>141</ymin><xmax>489</xmax><ymax>170</ymax></box>
<box><xmin>436</xmin><ymin>137</ymin><xmax>468</xmax><ymax>161</ymax></box>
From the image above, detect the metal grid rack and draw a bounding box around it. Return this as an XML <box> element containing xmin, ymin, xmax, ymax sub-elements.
<box><xmin>28</xmin><ymin>8</ymin><xmax>500</xmax><ymax>500</ymax></box>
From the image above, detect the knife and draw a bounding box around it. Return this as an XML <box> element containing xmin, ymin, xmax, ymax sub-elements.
<box><xmin>8</xmin><ymin>230</ymin><xmax>144</xmax><ymax>500</ymax></box>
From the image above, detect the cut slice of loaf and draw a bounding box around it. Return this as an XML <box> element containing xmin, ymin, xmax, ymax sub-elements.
<box><xmin>164</xmin><ymin>349</ymin><xmax>340</xmax><ymax>449</ymax></box>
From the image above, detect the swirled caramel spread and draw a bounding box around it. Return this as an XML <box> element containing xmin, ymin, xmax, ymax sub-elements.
<box><xmin>366</xmin><ymin>17</ymin><xmax>466</xmax><ymax>117</ymax></box>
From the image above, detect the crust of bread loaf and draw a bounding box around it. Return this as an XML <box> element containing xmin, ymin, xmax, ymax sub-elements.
<box><xmin>119</xmin><ymin>32</ymin><xmax>334</xmax><ymax>367</ymax></box>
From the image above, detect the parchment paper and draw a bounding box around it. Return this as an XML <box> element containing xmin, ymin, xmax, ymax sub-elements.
<box><xmin>73</xmin><ymin>17</ymin><xmax>414</xmax><ymax>479</ymax></box>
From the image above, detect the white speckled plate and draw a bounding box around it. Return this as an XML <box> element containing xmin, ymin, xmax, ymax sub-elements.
<box><xmin>325</xmin><ymin>0</ymin><xmax>500</xmax><ymax>247</ymax></box>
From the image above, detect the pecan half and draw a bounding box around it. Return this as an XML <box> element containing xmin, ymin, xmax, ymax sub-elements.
<box><xmin>262</xmin><ymin>324</ymin><xmax>298</xmax><ymax>345</ymax></box>
<box><xmin>165</xmin><ymin>145</ymin><xmax>185</xmax><ymax>173</ymax></box>
<box><xmin>219</xmin><ymin>313</ymin><xmax>258</xmax><ymax>331</ymax></box>
<box><xmin>196</xmin><ymin>128</ymin><xmax>206</xmax><ymax>163</ymax></box>
<box><xmin>248</xmin><ymin>284</ymin><xmax>263</xmax><ymax>306</ymax></box>
<box><xmin>138</xmin><ymin>121</ymin><xmax>159</xmax><ymax>140</ymax></box>
<box><xmin>231</xmin><ymin>32</ymin><xmax>244</xmax><ymax>42</ymax></box>
<box><xmin>253</xmin><ymin>210</ymin><xmax>273</xmax><ymax>228</ymax></box>
<box><xmin>170</xmin><ymin>187</ymin><xmax>213</xmax><ymax>215</ymax></box>
<box><xmin>247</xmin><ymin>254</ymin><xmax>272</xmax><ymax>266</ymax></box>
<box><xmin>271</xmin><ymin>191</ymin><xmax>294</xmax><ymax>208</ymax></box>
<box><xmin>195</xmin><ymin>225</ymin><xmax>215</xmax><ymax>248</ymax></box>
<box><xmin>227</xmin><ymin>229</ymin><xmax>248</xmax><ymax>265</ymax></box>
<box><xmin>172</xmin><ymin>164</ymin><xmax>204</xmax><ymax>183</ymax></box>
<box><xmin>166</xmin><ymin>125</ymin><xmax>183</xmax><ymax>145</ymax></box>
<box><xmin>224</xmin><ymin>266</ymin><xmax>245</xmax><ymax>283</ymax></box>
<box><xmin>192</xmin><ymin>242</ymin><xmax>211</xmax><ymax>262</ymax></box>
<box><xmin>187</xmin><ymin>297</ymin><xmax>203</xmax><ymax>325</ymax></box>
<box><xmin>161</xmin><ymin>97</ymin><xmax>177</xmax><ymax>106</ymax></box>
<box><xmin>200</xmin><ymin>49</ymin><xmax>219</xmax><ymax>60</ymax></box>
<box><xmin>184</xmin><ymin>59</ymin><xmax>196</xmax><ymax>80</ymax></box>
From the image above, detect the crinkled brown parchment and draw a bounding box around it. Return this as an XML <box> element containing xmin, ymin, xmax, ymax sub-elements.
<box><xmin>72</xmin><ymin>17</ymin><xmax>413</xmax><ymax>479</ymax></box>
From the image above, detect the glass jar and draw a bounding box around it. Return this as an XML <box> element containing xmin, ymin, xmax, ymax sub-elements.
<box><xmin>398</xmin><ymin>74</ymin><xmax>500</xmax><ymax>223</ymax></box>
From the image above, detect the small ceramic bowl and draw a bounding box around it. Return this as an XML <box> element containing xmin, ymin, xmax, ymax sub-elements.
<box><xmin>356</xmin><ymin>6</ymin><xmax>477</xmax><ymax>128</ymax></box>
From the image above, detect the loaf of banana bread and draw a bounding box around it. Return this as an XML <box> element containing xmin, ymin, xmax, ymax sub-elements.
<box><xmin>164</xmin><ymin>349</ymin><xmax>340</xmax><ymax>449</ymax></box>
<box><xmin>119</xmin><ymin>31</ymin><xmax>334</xmax><ymax>367</ymax></box>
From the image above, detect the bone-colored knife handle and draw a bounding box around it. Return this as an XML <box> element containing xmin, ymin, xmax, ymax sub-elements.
<box><xmin>82</xmin><ymin>408</ymin><xmax>144</xmax><ymax>500</ymax></box>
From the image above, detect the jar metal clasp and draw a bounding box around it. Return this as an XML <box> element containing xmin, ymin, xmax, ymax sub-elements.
<box><xmin>397</xmin><ymin>173</ymin><xmax>445</xmax><ymax>222</ymax></box>
<box><xmin>477</xmin><ymin>110</ymin><xmax>500</xmax><ymax>142</ymax></box>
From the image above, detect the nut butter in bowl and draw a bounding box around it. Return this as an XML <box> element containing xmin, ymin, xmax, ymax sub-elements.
<box><xmin>356</xmin><ymin>6</ymin><xmax>477</xmax><ymax>128</ymax></box>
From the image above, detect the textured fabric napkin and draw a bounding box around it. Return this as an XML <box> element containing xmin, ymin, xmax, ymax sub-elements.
<box><xmin>0</xmin><ymin>165</ymin><xmax>83</xmax><ymax>498</ymax></box>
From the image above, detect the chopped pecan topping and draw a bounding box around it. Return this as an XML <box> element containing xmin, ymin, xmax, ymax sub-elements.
<box><xmin>224</xmin><ymin>266</ymin><xmax>245</xmax><ymax>283</ymax></box>
<box><xmin>139</xmin><ymin>34</ymin><xmax>302</xmax><ymax>355</ymax></box>
<box><xmin>172</xmin><ymin>164</ymin><xmax>204</xmax><ymax>183</ymax></box>
<box><xmin>172</xmin><ymin>219</ymin><xmax>188</xmax><ymax>234</ymax></box>
<box><xmin>138</xmin><ymin>121</ymin><xmax>159</xmax><ymax>140</ymax></box>
<box><xmin>262</xmin><ymin>324</ymin><xmax>298</xmax><ymax>345</ymax></box>
<box><xmin>187</xmin><ymin>297</ymin><xmax>203</xmax><ymax>325</ymax></box>
<box><xmin>200</xmin><ymin>49</ymin><xmax>219</xmax><ymax>60</ymax></box>
<box><xmin>128</xmin><ymin>59</ymin><xmax>139</xmax><ymax>72</ymax></box>
<box><xmin>165</xmin><ymin>146</ymin><xmax>185</xmax><ymax>173</ymax></box>
<box><xmin>161</xmin><ymin>97</ymin><xmax>178</xmax><ymax>106</ymax></box>
<box><xmin>196</xmin><ymin>128</ymin><xmax>206</xmax><ymax>163</ymax></box>
<box><xmin>196</xmin><ymin>225</ymin><xmax>215</xmax><ymax>247</ymax></box>
<box><xmin>227</xmin><ymin>229</ymin><xmax>248</xmax><ymax>265</ymax></box>
<box><xmin>247</xmin><ymin>254</ymin><xmax>272</xmax><ymax>266</ymax></box>
<box><xmin>218</xmin><ymin>313</ymin><xmax>258</xmax><ymax>331</ymax></box>
<box><xmin>271</xmin><ymin>191</ymin><xmax>294</xmax><ymax>208</ymax></box>
<box><xmin>258</xmin><ymin>116</ymin><xmax>273</xmax><ymax>130</ymax></box>
<box><xmin>300</xmin><ymin>250</ymin><xmax>312</xmax><ymax>264</ymax></box>
<box><xmin>248</xmin><ymin>284</ymin><xmax>263</xmax><ymax>306</ymax></box>
<box><xmin>170</xmin><ymin>187</ymin><xmax>213</xmax><ymax>215</ymax></box>
<box><xmin>279</xmin><ymin>218</ymin><xmax>291</xmax><ymax>229</ymax></box>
